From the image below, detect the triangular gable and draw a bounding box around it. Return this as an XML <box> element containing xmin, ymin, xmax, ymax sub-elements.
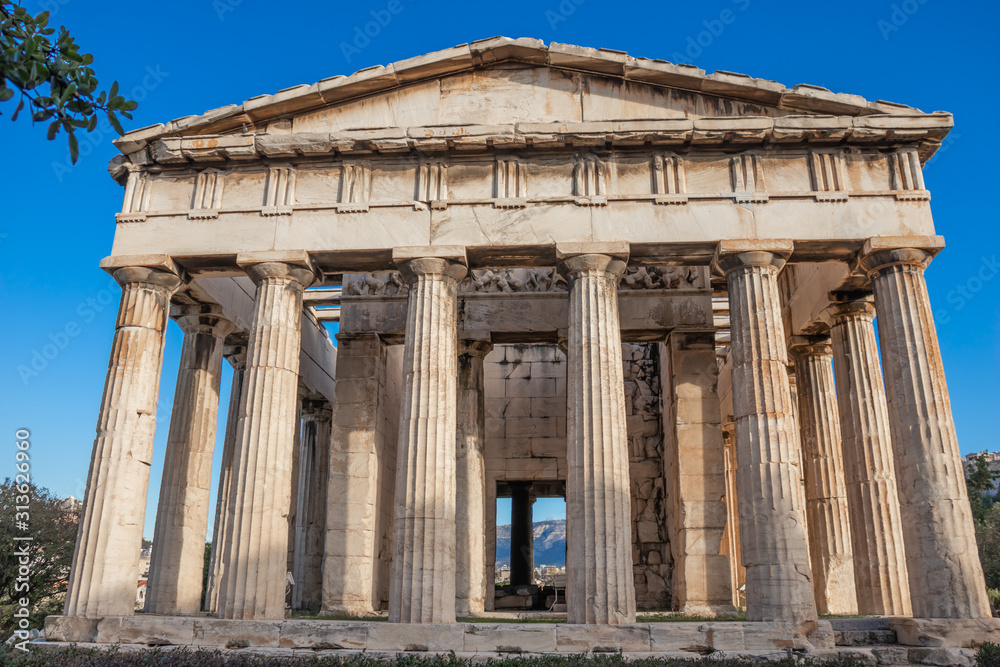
<box><xmin>114</xmin><ymin>37</ymin><xmax>937</xmax><ymax>156</ymax></box>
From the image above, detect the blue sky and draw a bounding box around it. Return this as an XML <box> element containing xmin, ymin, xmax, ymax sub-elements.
<box><xmin>3</xmin><ymin>0</ymin><xmax>997</xmax><ymax>538</ymax></box>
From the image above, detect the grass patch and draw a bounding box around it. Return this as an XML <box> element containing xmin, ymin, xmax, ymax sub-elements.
<box><xmin>636</xmin><ymin>612</ymin><xmax>746</xmax><ymax>623</ymax></box>
<box><xmin>457</xmin><ymin>616</ymin><xmax>566</xmax><ymax>623</ymax></box>
<box><xmin>289</xmin><ymin>611</ymin><xmax>387</xmax><ymax>622</ymax></box>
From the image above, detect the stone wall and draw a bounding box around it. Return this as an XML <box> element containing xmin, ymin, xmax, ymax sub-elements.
<box><xmin>484</xmin><ymin>344</ymin><xmax>567</xmax><ymax>483</ymax></box>
<box><xmin>623</xmin><ymin>343</ymin><xmax>672</xmax><ymax>610</ymax></box>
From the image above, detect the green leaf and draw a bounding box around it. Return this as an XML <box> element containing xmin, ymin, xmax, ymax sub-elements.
<box><xmin>11</xmin><ymin>98</ymin><xmax>25</xmax><ymax>121</ymax></box>
<box><xmin>47</xmin><ymin>119</ymin><xmax>59</xmax><ymax>140</ymax></box>
<box><xmin>0</xmin><ymin>88</ymin><xmax>13</xmax><ymax>102</ymax></box>
<box><xmin>68</xmin><ymin>131</ymin><xmax>78</xmax><ymax>164</ymax></box>
<box><xmin>109</xmin><ymin>80</ymin><xmax>118</xmax><ymax>98</ymax></box>
<box><xmin>107</xmin><ymin>109</ymin><xmax>123</xmax><ymax>135</ymax></box>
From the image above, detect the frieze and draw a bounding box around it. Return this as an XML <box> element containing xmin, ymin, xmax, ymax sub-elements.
<box><xmin>343</xmin><ymin>266</ymin><xmax>704</xmax><ymax>297</ymax></box>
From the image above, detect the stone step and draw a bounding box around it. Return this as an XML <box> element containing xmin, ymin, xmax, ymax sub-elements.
<box><xmin>834</xmin><ymin>628</ymin><xmax>899</xmax><ymax>646</ymax></box>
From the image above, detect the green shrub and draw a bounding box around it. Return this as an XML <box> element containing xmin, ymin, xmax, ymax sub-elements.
<box><xmin>979</xmin><ymin>642</ymin><xmax>1000</xmax><ymax>667</ymax></box>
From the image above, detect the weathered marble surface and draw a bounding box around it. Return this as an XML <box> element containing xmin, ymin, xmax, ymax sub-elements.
<box><xmin>146</xmin><ymin>307</ymin><xmax>234</xmax><ymax>615</ymax></box>
<box><xmin>388</xmin><ymin>249</ymin><xmax>468</xmax><ymax>623</ymax></box>
<box><xmin>715</xmin><ymin>242</ymin><xmax>817</xmax><ymax>628</ymax></box>
<box><xmin>789</xmin><ymin>340</ymin><xmax>857</xmax><ymax>616</ymax></box>
<box><xmin>65</xmin><ymin>265</ymin><xmax>182</xmax><ymax>618</ymax></box>
<box><xmin>560</xmin><ymin>243</ymin><xmax>636</xmax><ymax>625</ymax></box>
<box><xmin>828</xmin><ymin>296</ymin><xmax>912</xmax><ymax>616</ymax></box>
<box><xmin>216</xmin><ymin>258</ymin><xmax>318</xmax><ymax>620</ymax></box>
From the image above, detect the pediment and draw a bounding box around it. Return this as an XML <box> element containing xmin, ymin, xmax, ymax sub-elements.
<box><xmin>114</xmin><ymin>37</ymin><xmax>947</xmax><ymax>159</ymax></box>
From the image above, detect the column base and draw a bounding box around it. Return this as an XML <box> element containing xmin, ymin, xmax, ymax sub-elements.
<box><xmin>319</xmin><ymin>604</ymin><xmax>381</xmax><ymax>618</ymax></box>
<box><xmin>677</xmin><ymin>602</ymin><xmax>741</xmax><ymax>618</ymax></box>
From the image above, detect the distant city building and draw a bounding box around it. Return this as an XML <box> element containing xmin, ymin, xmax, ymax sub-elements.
<box><xmin>963</xmin><ymin>451</ymin><xmax>1000</xmax><ymax>493</ymax></box>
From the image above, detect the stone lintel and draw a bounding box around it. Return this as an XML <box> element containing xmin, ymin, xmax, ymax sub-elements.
<box><xmin>108</xmin><ymin>242</ymin><xmax>876</xmax><ymax>279</ymax></box>
<box><xmin>555</xmin><ymin>241</ymin><xmax>630</xmax><ymax>262</ymax></box>
<box><xmin>391</xmin><ymin>245</ymin><xmax>468</xmax><ymax>266</ymax></box>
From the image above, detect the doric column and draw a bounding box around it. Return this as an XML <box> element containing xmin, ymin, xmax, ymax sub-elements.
<box><xmin>456</xmin><ymin>340</ymin><xmax>491</xmax><ymax>616</ymax></box>
<box><xmin>216</xmin><ymin>255</ymin><xmax>318</xmax><ymax>620</ymax></box>
<box><xmin>827</xmin><ymin>295</ymin><xmax>911</xmax><ymax>616</ymax></box>
<box><xmin>205</xmin><ymin>336</ymin><xmax>247</xmax><ymax>613</ymax></box>
<box><xmin>788</xmin><ymin>338</ymin><xmax>858</xmax><ymax>615</ymax></box>
<box><xmin>714</xmin><ymin>241</ymin><xmax>817</xmax><ymax>626</ymax></box>
<box><xmin>558</xmin><ymin>242</ymin><xmax>636</xmax><ymax>625</ymax></box>
<box><xmin>292</xmin><ymin>399</ymin><xmax>332</xmax><ymax>612</ymax></box>
<box><xmin>65</xmin><ymin>261</ymin><xmax>182</xmax><ymax>617</ymax></box>
<box><xmin>146</xmin><ymin>306</ymin><xmax>235</xmax><ymax>615</ymax></box>
<box><xmin>322</xmin><ymin>333</ymin><xmax>388</xmax><ymax>616</ymax></box>
<box><xmin>861</xmin><ymin>240</ymin><xmax>991</xmax><ymax>619</ymax></box>
<box><xmin>388</xmin><ymin>247</ymin><xmax>467</xmax><ymax>623</ymax></box>
<box><xmin>286</xmin><ymin>398</ymin><xmax>303</xmax><ymax>597</ymax></box>
<box><xmin>509</xmin><ymin>483</ymin><xmax>535</xmax><ymax>587</ymax></box>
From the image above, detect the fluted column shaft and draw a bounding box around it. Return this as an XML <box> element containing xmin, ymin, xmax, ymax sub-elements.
<box><xmin>146</xmin><ymin>307</ymin><xmax>235</xmax><ymax>614</ymax></box>
<box><xmin>863</xmin><ymin>247</ymin><xmax>991</xmax><ymax>619</ymax></box>
<box><xmin>292</xmin><ymin>400</ymin><xmax>332</xmax><ymax>611</ymax></box>
<box><xmin>718</xmin><ymin>247</ymin><xmax>817</xmax><ymax>625</ymax></box>
<box><xmin>456</xmin><ymin>340</ymin><xmax>491</xmax><ymax>616</ymax></box>
<box><xmin>206</xmin><ymin>340</ymin><xmax>247</xmax><ymax>612</ymax></box>
<box><xmin>790</xmin><ymin>341</ymin><xmax>858</xmax><ymax>615</ymax></box>
<box><xmin>828</xmin><ymin>298</ymin><xmax>911</xmax><ymax>615</ymax></box>
<box><xmin>216</xmin><ymin>260</ymin><xmax>317</xmax><ymax>620</ymax></box>
<box><xmin>389</xmin><ymin>252</ymin><xmax>467</xmax><ymax>623</ymax></box>
<box><xmin>560</xmin><ymin>247</ymin><xmax>636</xmax><ymax>625</ymax></box>
<box><xmin>65</xmin><ymin>266</ymin><xmax>182</xmax><ymax>618</ymax></box>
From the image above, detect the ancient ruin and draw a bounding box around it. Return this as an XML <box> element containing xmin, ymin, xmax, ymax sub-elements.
<box><xmin>46</xmin><ymin>38</ymin><xmax>999</xmax><ymax>658</ymax></box>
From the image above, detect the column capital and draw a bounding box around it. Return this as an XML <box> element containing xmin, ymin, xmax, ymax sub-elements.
<box><xmin>223</xmin><ymin>333</ymin><xmax>249</xmax><ymax>371</ymax></box>
<box><xmin>237</xmin><ymin>251</ymin><xmax>320</xmax><ymax>289</ymax></box>
<box><xmin>100</xmin><ymin>254</ymin><xmax>185</xmax><ymax>292</ymax></box>
<box><xmin>556</xmin><ymin>241</ymin><xmax>629</xmax><ymax>281</ymax></box>
<box><xmin>787</xmin><ymin>335</ymin><xmax>833</xmax><ymax>359</ymax></box>
<box><xmin>858</xmin><ymin>236</ymin><xmax>944</xmax><ymax>278</ymax></box>
<box><xmin>111</xmin><ymin>265</ymin><xmax>184</xmax><ymax>294</ymax></box>
<box><xmin>712</xmin><ymin>239</ymin><xmax>793</xmax><ymax>277</ymax></box>
<box><xmin>170</xmin><ymin>304</ymin><xmax>237</xmax><ymax>339</ymax></box>
<box><xmin>392</xmin><ymin>246</ymin><xmax>468</xmax><ymax>284</ymax></box>
<box><xmin>824</xmin><ymin>292</ymin><xmax>876</xmax><ymax>324</ymax></box>
<box><xmin>459</xmin><ymin>339</ymin><xmax>493</xmax><ymax>358</ymax></box>
<box><xmin>300</xmin><ymin>398</ymin><xmax>332</xmax><ymax>421</ymax></box>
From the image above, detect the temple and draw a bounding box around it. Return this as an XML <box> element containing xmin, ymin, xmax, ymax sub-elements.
<box><xmin>46</xmin><ymin>38</ymin><xmax>999</xmax><ymax>657</ymax></box>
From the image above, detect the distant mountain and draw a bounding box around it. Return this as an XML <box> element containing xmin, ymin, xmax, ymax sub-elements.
<box><xmin>495</xmin><ymin>519</ymin><xmax>566</xmax><ymax>567</ymax></box>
